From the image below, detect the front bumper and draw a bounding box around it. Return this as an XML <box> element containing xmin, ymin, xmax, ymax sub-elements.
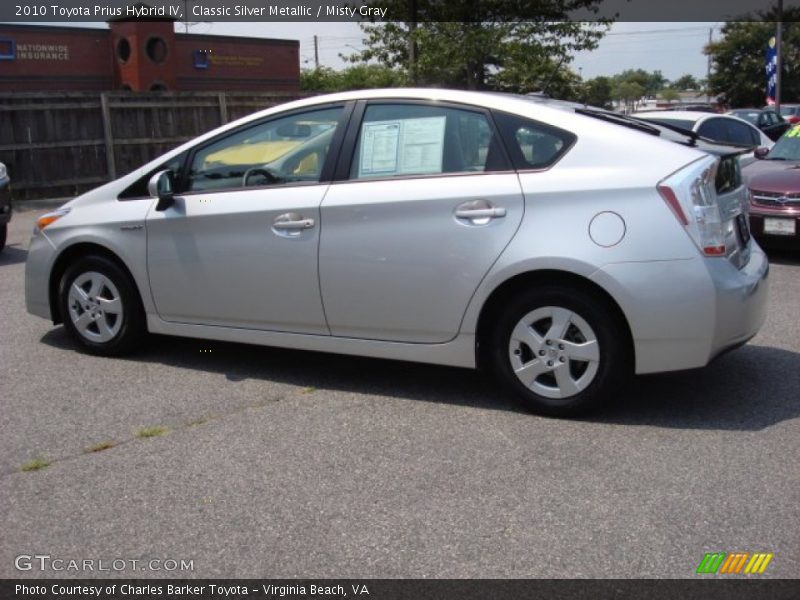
<box><xmin>25</xmin><ymin>229</ymin><xmax>56</xmax><ymax>320</ymax></box>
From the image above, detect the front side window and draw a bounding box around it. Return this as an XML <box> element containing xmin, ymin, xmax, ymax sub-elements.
<box><xmin>187</xmin><ymin>106</ymin><xmax>343</xmax><ymax>193</ymax></box>
<box><xmin>118</xmin><ymin>151</ymin><xmax>187</xmax><ymax>200</ymax></box>
<box><xmin>349</xmin><ymin>103</ymin><xmax>506</xmax><ymax>180</ymax></box>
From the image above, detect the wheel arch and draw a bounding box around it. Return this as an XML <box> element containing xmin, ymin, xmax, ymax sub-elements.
<box><xmin>475</xmin><ymin>269</ymin><xmax>635</xmax><ymax>371</ymax></box>
<box><xmin>48</xmin><ymin>242</ymin><xmax>144</xmax><ymax>324</ymax></box>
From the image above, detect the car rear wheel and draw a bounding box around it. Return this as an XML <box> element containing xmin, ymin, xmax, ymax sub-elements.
<box><xmin>0</xmin><ymin>223</ymin><xmax>6</xmax><ymax>252</ymax></box>
<box><xmin>489</xmin><ymin>286</ymin><xmax>629</xmax><ymax>417</ymax></box>
<box><xmin>59</xmin><ymin>255</ymin><xmax>146</xmax><ymax>355</ymax></box>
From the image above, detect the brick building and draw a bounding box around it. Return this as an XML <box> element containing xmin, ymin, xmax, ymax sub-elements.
<box><xmin>0</xmin><ymin>21</ymin><xmax>300</xmax><ymax>92</ymax></box>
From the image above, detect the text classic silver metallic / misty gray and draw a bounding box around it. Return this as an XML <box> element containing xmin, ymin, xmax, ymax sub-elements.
<box><xmin>25</xmin><ymin>89</ymin><xmax>769</xmax><ymax>416</ymax></box>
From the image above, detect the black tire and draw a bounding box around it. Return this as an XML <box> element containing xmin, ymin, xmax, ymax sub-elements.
<box><xmin>59</xmin><ymin>255</ymin><xmax>146</xmax><ymax>355</ymax></box>
<box><xmin>0</xmin><ymin>223</ymin><xmax>6</xmax><ymax>252</ymax></box>
<box><xmin>488</xmin><ymin>285</ymin><xmax>630</xmax><ymax>417</ymax></box>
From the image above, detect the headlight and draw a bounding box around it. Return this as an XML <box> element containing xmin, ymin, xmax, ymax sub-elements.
<box><xmin>0</xmin><ymin>163</ymin><xmax>7</xmax><ymax>179</ymax></box>
<box><xmin>36</xmin><ymin>208</ymin><xmax>71</xmax><ymax>231</ymax></box>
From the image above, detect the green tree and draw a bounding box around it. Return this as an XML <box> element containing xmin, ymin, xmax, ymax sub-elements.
<box><xmin>301</xmin><ymin>65</ymin><xmax>407</xmax><ymax>92</ymax></box>
<box><xmin>582</xmin><ymin>76</ymin><xmax>613</xmax><ymax>108</ymax></box>
<box><xmin>705</xmin><ymin>8</ymin><xmax>800</xmax><ymax>107</ymax></box>
<box><xmin>670</xmin><ymin>74</ymin><xmax>699</xmax><ymax>90</ymax></box>
<box><xmin>661</xmin><ymin>88</ymin><xmax>681</xmax><ymax>104</ymax></box>
<box><xmin>346</xmin><ymin>1</ymin><xmax>610</xmax><ymax>91</ymax></box>
<box><xmin>612</xmin><ymin>81</ymin><xmax>645</xmax><ymax>113</ymax></box>
<box><xmin>613</xmin><ymin>69</ymin><xmax>666</xmax><ymax>97</ymax></box>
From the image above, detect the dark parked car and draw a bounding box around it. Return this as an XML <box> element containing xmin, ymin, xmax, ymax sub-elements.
<box><xmin>728</xmin><ymin>108</ymin><xmax>791</xmax><ymax>142</ymax></box>
<box><xmin>742</xmin><ymin>127</ymin><xmax>800</xmax><ymax>246</ymax></box>
<box><xmin>0</xmin><ymin>161</ymin><xmax>11</xmax><ymax>252</ymax></box>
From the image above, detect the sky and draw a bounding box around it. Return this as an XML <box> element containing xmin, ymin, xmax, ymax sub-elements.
<box><xmin>169</xmin><ymin>21</ymin><xmax>721</xmax><ymax>81</ymax></box>
<box><xmin>24</xmin><ymin>21</ymin><xmax>719</xmax><ymax>81</ymax></box>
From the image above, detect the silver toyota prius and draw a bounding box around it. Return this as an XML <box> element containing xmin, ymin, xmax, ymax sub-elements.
<box><xmin>24</xmin><ymin>89</ymin><xmax>769</xmax><ymax>416</ymax></box>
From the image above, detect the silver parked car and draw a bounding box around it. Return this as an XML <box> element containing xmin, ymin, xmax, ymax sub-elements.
<box><xmin>634</xmin><ymin>110</ymin><xmax>773</xmax><ymax>166</ymax></box>
<box><xmin>25</xmin><ymin>89</ymin><xmax>768</xmax><ymax>416</ymax></box>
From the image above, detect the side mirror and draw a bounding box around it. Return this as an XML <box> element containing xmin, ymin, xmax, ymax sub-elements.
<box><xmin>753</xmin><ymin>147</ymin><xmax>770</xmax><ymax>160</ymax></box>
<box><xmin>147</xmin><ymin>170</ymin><xmax>175</xmax><ymax>211</ymax></box>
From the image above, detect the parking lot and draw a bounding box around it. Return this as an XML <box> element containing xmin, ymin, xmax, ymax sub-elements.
<box><xmin>1</xmin><ymin>207</ymin><xmax>798</xmax><ymax>579</ymax></box>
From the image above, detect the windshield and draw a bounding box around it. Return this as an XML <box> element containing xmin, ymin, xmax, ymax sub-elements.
<box><xmin>766</xmin><ymin>127</ymin><xmax>800</xmax><ymax>160</ymax></box>
<box><xmin>779</xmin><ymin>106</ymin><xmax>798</xmax><ymax>117</ymax></box>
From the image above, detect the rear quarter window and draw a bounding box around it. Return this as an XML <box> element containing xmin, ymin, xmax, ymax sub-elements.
<box><xmin>493</xmin><ymin>111</ymin><xmax>576</xmax><ymax>170</ymax></box>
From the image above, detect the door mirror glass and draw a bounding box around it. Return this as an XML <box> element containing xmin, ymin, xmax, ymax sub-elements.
<box><xmin>148</xmin><ymin>170</ymin><xmax>175</xmax><ymax>210</ymax></box>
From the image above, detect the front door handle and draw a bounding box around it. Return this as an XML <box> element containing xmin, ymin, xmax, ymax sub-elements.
<box><xmin>455</xmin><ymin>200</ymin><xmax>507</xmax><ymax>225</ymax></box>
<box><xmin>272</xmin><ymin>213</ymin><xmax>315</xmax><ymax>236</ymax></box>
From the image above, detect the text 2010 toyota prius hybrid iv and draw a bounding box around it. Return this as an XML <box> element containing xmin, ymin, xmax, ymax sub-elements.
<box><xmin>24</xmin><ymin>89</ymin><xmax>769</xmax><ymax>416</ymax></box>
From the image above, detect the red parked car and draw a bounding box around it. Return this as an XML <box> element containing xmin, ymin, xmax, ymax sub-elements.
<box><xmin>742</xmin><ymin>128</ymin><xmax>800</xmax><ymax>246</ymax></box>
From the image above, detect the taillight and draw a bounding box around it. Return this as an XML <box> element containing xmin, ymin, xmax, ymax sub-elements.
<box><xmin>658</xmin><ymin>155</ymin><xmax>726</xmax><ymax>257</ymax></box>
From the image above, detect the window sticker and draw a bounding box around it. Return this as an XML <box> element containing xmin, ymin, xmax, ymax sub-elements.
<box><xmin>359</xmin><ymin>116</ymin><xmax>446</xmax><ymax>177</ymax></box>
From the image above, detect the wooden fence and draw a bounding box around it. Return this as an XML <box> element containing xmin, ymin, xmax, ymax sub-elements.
<box><xmin>0</xmin><ymin>91</ymin><xmax>309</xmax><ymax>201</ymax></box>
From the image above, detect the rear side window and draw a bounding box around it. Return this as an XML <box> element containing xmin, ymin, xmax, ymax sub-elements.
<box><xmin>726</xmin><ymin>120</ymin><xmax>759</xmax><ymax>146</ymax></box>
<box><xmin>698</xmin><ymin>118</ymin><xmax>727</xmax><ymax>141</ymax></box>
<box><xmin>492</xmin><ymin>111</ymin><xmax>576</xmax><ymax>170</ymax></box>
<box><xmin>349</xmin><ymin>103</ymin><xmax>508</xmax><ymax>180</ymax></box>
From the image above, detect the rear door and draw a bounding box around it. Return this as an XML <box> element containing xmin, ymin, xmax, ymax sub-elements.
<box><xmin>318</xmin><ymin>100</ymin><xmax>524</xmax><ymax>343</ymax></box>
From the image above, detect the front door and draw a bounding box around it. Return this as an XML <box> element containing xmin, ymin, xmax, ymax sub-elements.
<box><xmin>146</xmin><ymin>105</ymin><xmax>345</xmax><ymax>334</ymax></box>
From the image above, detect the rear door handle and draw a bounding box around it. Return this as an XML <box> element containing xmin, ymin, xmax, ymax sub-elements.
<box><xmin>455</xmin><ymin>200</ymin><xmax>507</xmax><ymax>225</ymax></box>
<box><xmin>455</xmin><ymin>207</ymin><xmax>507</xmax><ymax>219</ymax></box>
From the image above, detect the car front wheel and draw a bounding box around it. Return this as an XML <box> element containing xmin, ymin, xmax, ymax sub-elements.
<box><xmin>489</xmin><ymin>286</ymin><xmax>630</xmax><ymax>417</ymax></box>
<box><xmin>59</xmin><ymin>255</ymin><xmax>145</xmax><ymax>355</ymax></box>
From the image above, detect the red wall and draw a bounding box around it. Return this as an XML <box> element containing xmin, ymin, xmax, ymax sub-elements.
<box><xmin>175</xmin><ymin>34</ymin><xmax>299</xmax><ymax>92</ymax></box>
<box><xmin>0</xmin><ymin>26</ymin><xmax>114</xmax><ymax>92</ymax></box>
<box><xmin>0</xmin><ymin>25</ymin><xmax>299</xmax><ymax>93</ymax></box>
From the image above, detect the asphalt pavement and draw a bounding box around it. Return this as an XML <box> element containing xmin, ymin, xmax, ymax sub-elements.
<box><xmin>1</xmin><ymin>208</ymin><xmax>798</xmax><ymax>579</ymax></box>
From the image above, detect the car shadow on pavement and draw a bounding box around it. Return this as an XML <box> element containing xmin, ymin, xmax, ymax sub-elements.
<box><xmin>0</xmin><ymin>244</ymin><xmax>28</xmax><ymax>266</ymax></box>
<box><xmin>763</xmin><ymin>247</ymin><xmax>800</xmax><ymax>266</ymax></box>
<box><xmin>40</xmin><ymin>329</ymin><xmax>523</xmax><ymax>414</ymax></box>
<box><xmin>40</xmin><ymin>330</ymin><xmax>799</xmax><ymax>431</ymax></box>
<box><xmin>598</xmin><ymin>344</ymin><xmax>800</xmax><ymax>430</ymax></box>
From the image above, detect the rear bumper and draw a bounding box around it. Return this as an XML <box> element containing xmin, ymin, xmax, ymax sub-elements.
<box><xmin>591</xmin><ymin>244</ymin><xmax>769</xmax><ymax>375</ymax></box>
<box><xmin>704</xmin><ymin>243</ymin><xmax>769</xmax><ymax>361</ymax></box>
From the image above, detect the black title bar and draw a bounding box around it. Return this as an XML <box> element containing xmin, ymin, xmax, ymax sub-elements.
<box><xmin>2</xmin><ymin>579</ymin><xmax>800</xmax><ymax>600</ymax></box>
<box><xmin>1</xmin><ymin>0</ymin><xmax>798</xmax><ymax>23</ymax></box>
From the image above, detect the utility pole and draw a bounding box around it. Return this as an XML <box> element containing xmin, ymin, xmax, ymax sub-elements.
<box><xmin>776</xmin><ymin>0</ymin><xmax>783</xmax><ymax>111</ymax></box>
<box><xmin>313</xmin><ymin>35</ymin><xmax>319</xmax><ymax>69</ymax></box>
<box><xmin>706</xmin><ymin>27</ymin><xmax>713</xmax><ymax>102</ymax></box>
